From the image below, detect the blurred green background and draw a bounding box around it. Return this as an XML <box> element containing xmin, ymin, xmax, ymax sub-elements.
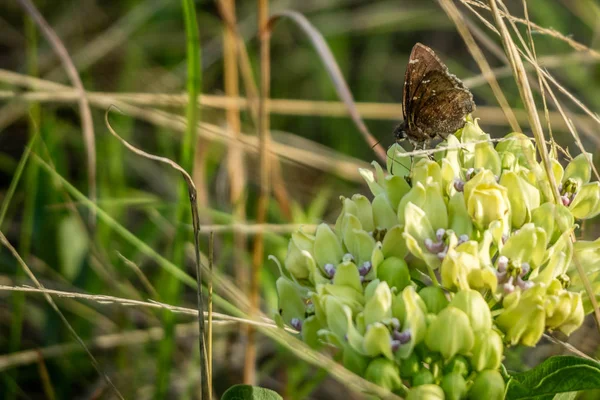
<box><xmin>1</xmin><ymin>0</ymin><xmax>600</xmax><ymax>399</ymax></box>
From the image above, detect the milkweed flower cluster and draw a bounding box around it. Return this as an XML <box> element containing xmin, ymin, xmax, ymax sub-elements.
<box><xmin>274</xmin><ymin>119</ymin><xmax>600</xmax><ymax>399</ymax></box>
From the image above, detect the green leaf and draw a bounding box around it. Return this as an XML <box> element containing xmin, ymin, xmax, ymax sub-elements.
<box><xmin>222</xmin><ymin>384</ymin><xmax>283</xmax><ymax>400</ymax></box>
<box><xmin>505</xmin><ymin>356</ymin><xmax>600</xmax><ymax>400</ymax></box>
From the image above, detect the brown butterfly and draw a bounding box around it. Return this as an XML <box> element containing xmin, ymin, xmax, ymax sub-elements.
<box><xmin>393</xmin><ymin>43</ymin><xmax>475</xmax><ymax>148</ymax></box>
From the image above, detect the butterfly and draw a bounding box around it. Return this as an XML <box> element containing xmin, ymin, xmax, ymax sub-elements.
<box><xmin>393</xmin><ymin>43</ymin><xmax>475</xmax><ymax>148</ymax></box>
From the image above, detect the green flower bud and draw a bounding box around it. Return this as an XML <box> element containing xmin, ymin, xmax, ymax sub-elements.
<box><xmin>302</xmin><ymin>316</ymin><xmax>323</xmax><ymax>349</ymax></box>
<box><xmin>314</xmin><ymin>224</ymin><xmax>344</xmax><ymax>271</ymax></box>
<box><xmin>373</xmin><ymin>193</ymin><xmax>398</xmax><ymax>230</ymax></box>
<box><xmin>333</xmin><ymin>261</ymin><xmax>362</xmax><ymax>293</ymax></box>
<box><xmin>342</xmin><ymin>343</ymin><xmax>369</xmax><ymax>375</ymax></box>
<box><xmin>363</xmin><ymin>281</ymin><xmax>393</xmax><ymax>326</ymax></box>
<box><xmin>344</xmin><ymin>224</ymin><xmax>376</xmax><ymax>266</ymax></box>
<box><xmin>500</xmin><ymin>171</ymin><xmax>540</xmax><ymax>228</ymax></box>
<box><xmin>398</xmin><ymin>183</ymin><xmax>427</xmax><ymax>226</ymax></box>
<box><xmin>276</xmin><ymin>277</ymin><xmax>306</xmax><ymax>326</ymax></box>
<box><xmin>448</xmin><ymin>192</ymin><xmax>473</xmax><ymax>238</ymax></box>
<box><xmin>365</xmin><ymin>358</ymin><xmax>403</xmax><ymax>391</ymax></box>
<box><xmin>424</xmin><ymin>182</ymin><xmax>449</xmax><ymax>231</ymax></box>
<box><xmin>468</xmin><ymin>370</ymin><xmax>505</xmax><ymax>400</ymax></box>
<box><xmin>284</xmin><ymin>231</ymin><xmax>315</xmax><ymax>279</ymax></box>
<box><xmin>378</xmin><ymin>257</ymin><xmax>411</xmax><ymax>292</ymax></box>
<box><xmin>418</xmin><ymin>286</ymin><xmax>449</xmax><ymax>315</ymax></box>
<box><xmin>425</xmin><ymin>306</ymin><xmax>474</xmax><ymax>359</ymax></box>
<box><xmin>466</xmin><ymin>181</ymin><xmax>510</xmax><ymax>231</ymax></box>
<box><xmin>449</xmin><ymin>289</ymin><xmax>491</xmax><ymax>332</ymax></box>
<box><xmin>495</xmin><ymin>132</ymin><xmax>535</xmax><ymax>167</ymax></box>
<box><xmin>387</xmin><ymin>143</ymin><xmax>412</xmax><ymax>178</ymax></box>
<box><xmin>412</xmin><ymin>158</ymin><xmax>443</xmax><ymax>187</ymax></box>
<box><xmin>496</xmin><ymin>285</ymin><xmax>546</xmax><ymax>346</ymax></box>
<box><xmin>531</xmin><ymin>203</ymin><xmax>573</xmax><ymax>245</ymax></box>
<box><xmin>444</xmin><ymin>356</ymin><xmax>471</xmax><ymax>377</ymax></box>
<box><xmin>557</xmin><ymin>292</ymin><xmax>584</xmax><ymax>336</ymax></box>
<box><xmin>334</xmin><ymin>197</ymin><xmax>358</xmax><ymax>236</ymax></box>
<box><xmin>501</xmin><ymin>223</ymin><xmax>547</xmax><ymax>269</ymax></box>
<box><xmin>382</xmin><ymin>225</ymin><xmax>409</xmax><ymax>259</ymax></box>
<box><xmin>351</xmin><ymin>194</ymin><xmax>375</xmax><ymax>232</ymax></box>
<box><xmin>363</xmin><ymin>322</ymin><xmax>394</xmax><ymax>359</ymax></box>
<box><xmin>570</xmin><ymin>182</ymin><xmax>600</xmax><ymax>219</ymax></box>
<box><xmin>470</xmin><ymin>330</ymin><xmax>503</xmax><ymax>371</ymax></box>
<box><xmin>406</xmin><ymin>384</ymin><xmax>445</xmax><ymax>400</ymax></box>
<box><xmin>318</xmin><ymin>284</ymin><xmax>364</xmax><ymax>314</ymax></box>
<box><xmin>403</xmin><ymin>202</ymin><xmax>442</xmax><ymax>271</ymax></box>
<box><xmin>563</xmin><ymin>152</ymin><xmax>592</xmax><ymax>188</ymax></box>
<box><xmin>441</xmin><ymin>372</ymin><xmax>468</xmax><ymax>400</ymax></box>
<box><xmin>359</xmin><ymin>166</ymin><xmax>385</xmax><ymax>197</ymax></box>
<box><xmin>474</xmin><ymin>140</ymin><xmax>501</xmax><ymax>177</ymax></box>
<box><xmin>385</xmin><ymin>174</ymin><xmax>411</xmax><ymax>210</ymax></box>
<box><xmin>441</xmin><ymin>246</ymin><xmax>480</xmax><ymax>291</ymax></box>
<box><xmin>396</xmin><ymin>286</ymin><xmax>428</xmax><ymax>359</ymax></box>
<box><xmin>399</xmin><ymin>352</ymin><xmax>422</xmax><ymax>378</ymax></box>
<box><xmin>413</xmin><ymin>368</ymin><xmax>434</xmax><ymax>386</ymax></box>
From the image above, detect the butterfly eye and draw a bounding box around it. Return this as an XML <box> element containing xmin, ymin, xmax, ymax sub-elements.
<box><xmin>393</xmin><ymin>123</ymin><xmax>407</xmax><ymax>141</ymax></box>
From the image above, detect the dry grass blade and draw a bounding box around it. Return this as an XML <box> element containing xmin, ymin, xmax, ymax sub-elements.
<box><xmin>0</xmin><ymin>232</ymin><xmax>124</xmax><ymax>399</ymax></box>
<box><xmin>15</xmin><ymin>0</ymin><xmax>96</xmax><ymax>225</ymax></box>
<box><xmin>104</xmin><ymin>106</ymin><xmax>210</xmax><ymax>397</ymax></box>
<box><xmin>437</xmin><ymin>0</ymin><xmax>520</xmax><ymax>133</ymax></box>
<box><xmin>465</xmin><ymin>0</ymin><xmax>600</xmax><ymax>58</ymax></box>
<box><xmin>268</xmin><ymin>10</ymin><xmax>387</xmax><ymax>163</ymax></box>
<box><xmin>245</xmin><ymin>0</ymin><xmax>271</xmax><ymax>385</ymax></box>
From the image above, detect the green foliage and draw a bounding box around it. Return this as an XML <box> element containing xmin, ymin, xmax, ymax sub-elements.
<box><xmin>505</xmin><ymin>356</ymin><xmax>600</xmax><ymax>400</ymax></box>
<box><xmin>221</xmin><ymin>385</ymin><xmax>283</xmax><ymax>400</ymax></box>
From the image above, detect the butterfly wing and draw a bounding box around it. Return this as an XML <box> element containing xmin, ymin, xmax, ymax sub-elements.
<box><xmin>402</xmin><ymin>43</ymin><xmax>447</xmax><ymax>124</ymax></box>
<box><xmin>411</xmin><ymin>69</ymin><xmax>475</xmax><ymax>139</ymax></box>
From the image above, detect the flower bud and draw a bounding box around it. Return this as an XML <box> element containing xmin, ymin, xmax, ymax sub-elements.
<box><xmin>352</xmin><ymin>194</ymin><xmax>375</xmax><ymax>232</ymax></box>
<box><xmin>563</xmin><ymin>152</ymin><xmax>592</xmax><ymax>188</ymax></box>
<box><xmin>333</xmin><ymin>261</ymin><xmax>363</xmax><ymax>293</ymax></box>
<box><xmin>557</xmin><ymin>292</ymin><xmax>584</xmax><ymax>336</ymax></box>
<box><xmin>425</xmin><ymin>306</ymin><xmax>474</xmax><ymax>359</ymax></box>
<box><xmin>359</xmin><ymin>166</ymin><xmax>385</xmax><ymax>197</ymax></box>
<box><xmin>395</xmin><ymin>286</ymin><xmax>427</xmax><ymax>359</ymax></box>
<box><xmin>284</xmin><ymin>231</ymin><xmax>315</xmax><ymax>279</ymax></box>
<box><xmin>399</xmin><ymin>352</ymin><xmax>421</xmax><ymax>377</ymax></box>
<box><xmin>372</xmin><ymin>193</ymin><xmax>398</xmax><ymax>230</ymax></box>
<box><xmin>365</xmin><ymin>358</ymin><xmax>402</xmax><ymax>391</ymax></box>
<box><xmin>495</xmin><ymin>132</ymin><xmax>535</xmax><ymax>166</ymax></box>
<box><xmin>531</xmin><ymin>203</ymin><xmax>573</xmax><ymax>245</ymax></box>
<box><xmin>385</xmin><ymin>175</ymin><xmax>411</xmax><ymax>210</ymax></box>
<box><xmin>444</xmin><ymin>356</ymin><xmax>471</xmax><ymax>377</ymax></box>
<box><xmin>363</xmin><ymin>281</ymin><xmax>393</xmax><ymax>327</ymax></box>
<box><xmin>468</xmin><ymin>370</ymin><xmax>505</xmax><ymax>400</ymax></box>
<box><xmin>448</xmin><ymin>192</ymin><xmax>473</xmax><ymax>238</ymax></box>
<box><xmin>413</xmin><ymin>368</ymin><xmax>434</xmax><ymax>386</ymax></box>
<box><xmin>496</xmin><ymin>285</ymin><xmax>546</xmax><ymax>346</ymax></box>
<box><xmin>441</xmin><ymin>372</ymin><xmax>468</xmax><ymax>400</ymax></box>
<box><xmin>569</xmin><ymin>182</ymin><xmax>600</xmax><ymax>219</ymax></box>
<box><xmin>402</xmin><ymin>202</ymin><xmax>442</xmax><ymax>270</ymax></box>
<box><xmin>387</xmin><ymin>143</ymin><xmax>411</xmax><ymax>178</ymax></box>
<box><xmin>470</xmin><ymin>330</ymin><xmax>503</xmax><ymax>371</ymax></box>
<box><xmin>500</xmin><ymin>171</ymin><xmax>540</xmax><ymax>228</ymax></box>
<box><xmin>343</xmin><ymin>222</ymin><xmax>376</xmax><ymax>266</ymax></box>
<box><xmin>301</xmin><ymin>316</ymin><xmax>322</xmax><ymax>349</ymax></box>
<box><xmin>377</xmin><ymin>257</ymin><xmax>411</xmax><ymax>292</ymax></box>
<box><xmin>342</xmin><ymin>343</ymin><xmax>369</xmax><ymax>375</ymax></box>
<box><xmin>276</xmin><ymin>277</ymin><xmax>306</xmax><ymax>326</ymax></box>
<box><xmin>466</xmin><ymin>181</ymin><xmax>510</xmax><ymax>231</ymax></box>
<box><xmin>412</xmin><ymin>158</ymin><xmax>443</xmax><ymax>189</ymax></box>
<box><xmin>474</xmin><ymin>140</ymin><xmax>501</xmax><ymax>177</ymax></box>
<box><xmin>382</xmin><ymin>225</ymin><xmax>408</xmax><ymax>259</ymax></box>
<box><xmin>406</xmin><ymin>384</ymin><xmax>445</xmax><ymax>400</ymax></box>
<box><xmin>418</xmin><ymin>286</ymin><xmax>449</xmax><ymax>315</ymax></box>
<box><xmin>314</xmin><ymin>224</ymin><xmax>344</xmax><ymax>271</ymax></box>
<box><xmin>363</xmin><ymin>322</ymin><xmax>394</xmax><ymax>360</ymax></box>
<box><xmin>449</xmin><ymin>289</ymin><xmax>491</xmax><ymax>332</ymax></box>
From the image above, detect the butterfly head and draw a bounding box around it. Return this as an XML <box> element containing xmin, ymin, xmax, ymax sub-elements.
<box><xmin>393</xmin><ymin>121</ymin><xmax>408</xmax><ymax>143</ymax></box>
